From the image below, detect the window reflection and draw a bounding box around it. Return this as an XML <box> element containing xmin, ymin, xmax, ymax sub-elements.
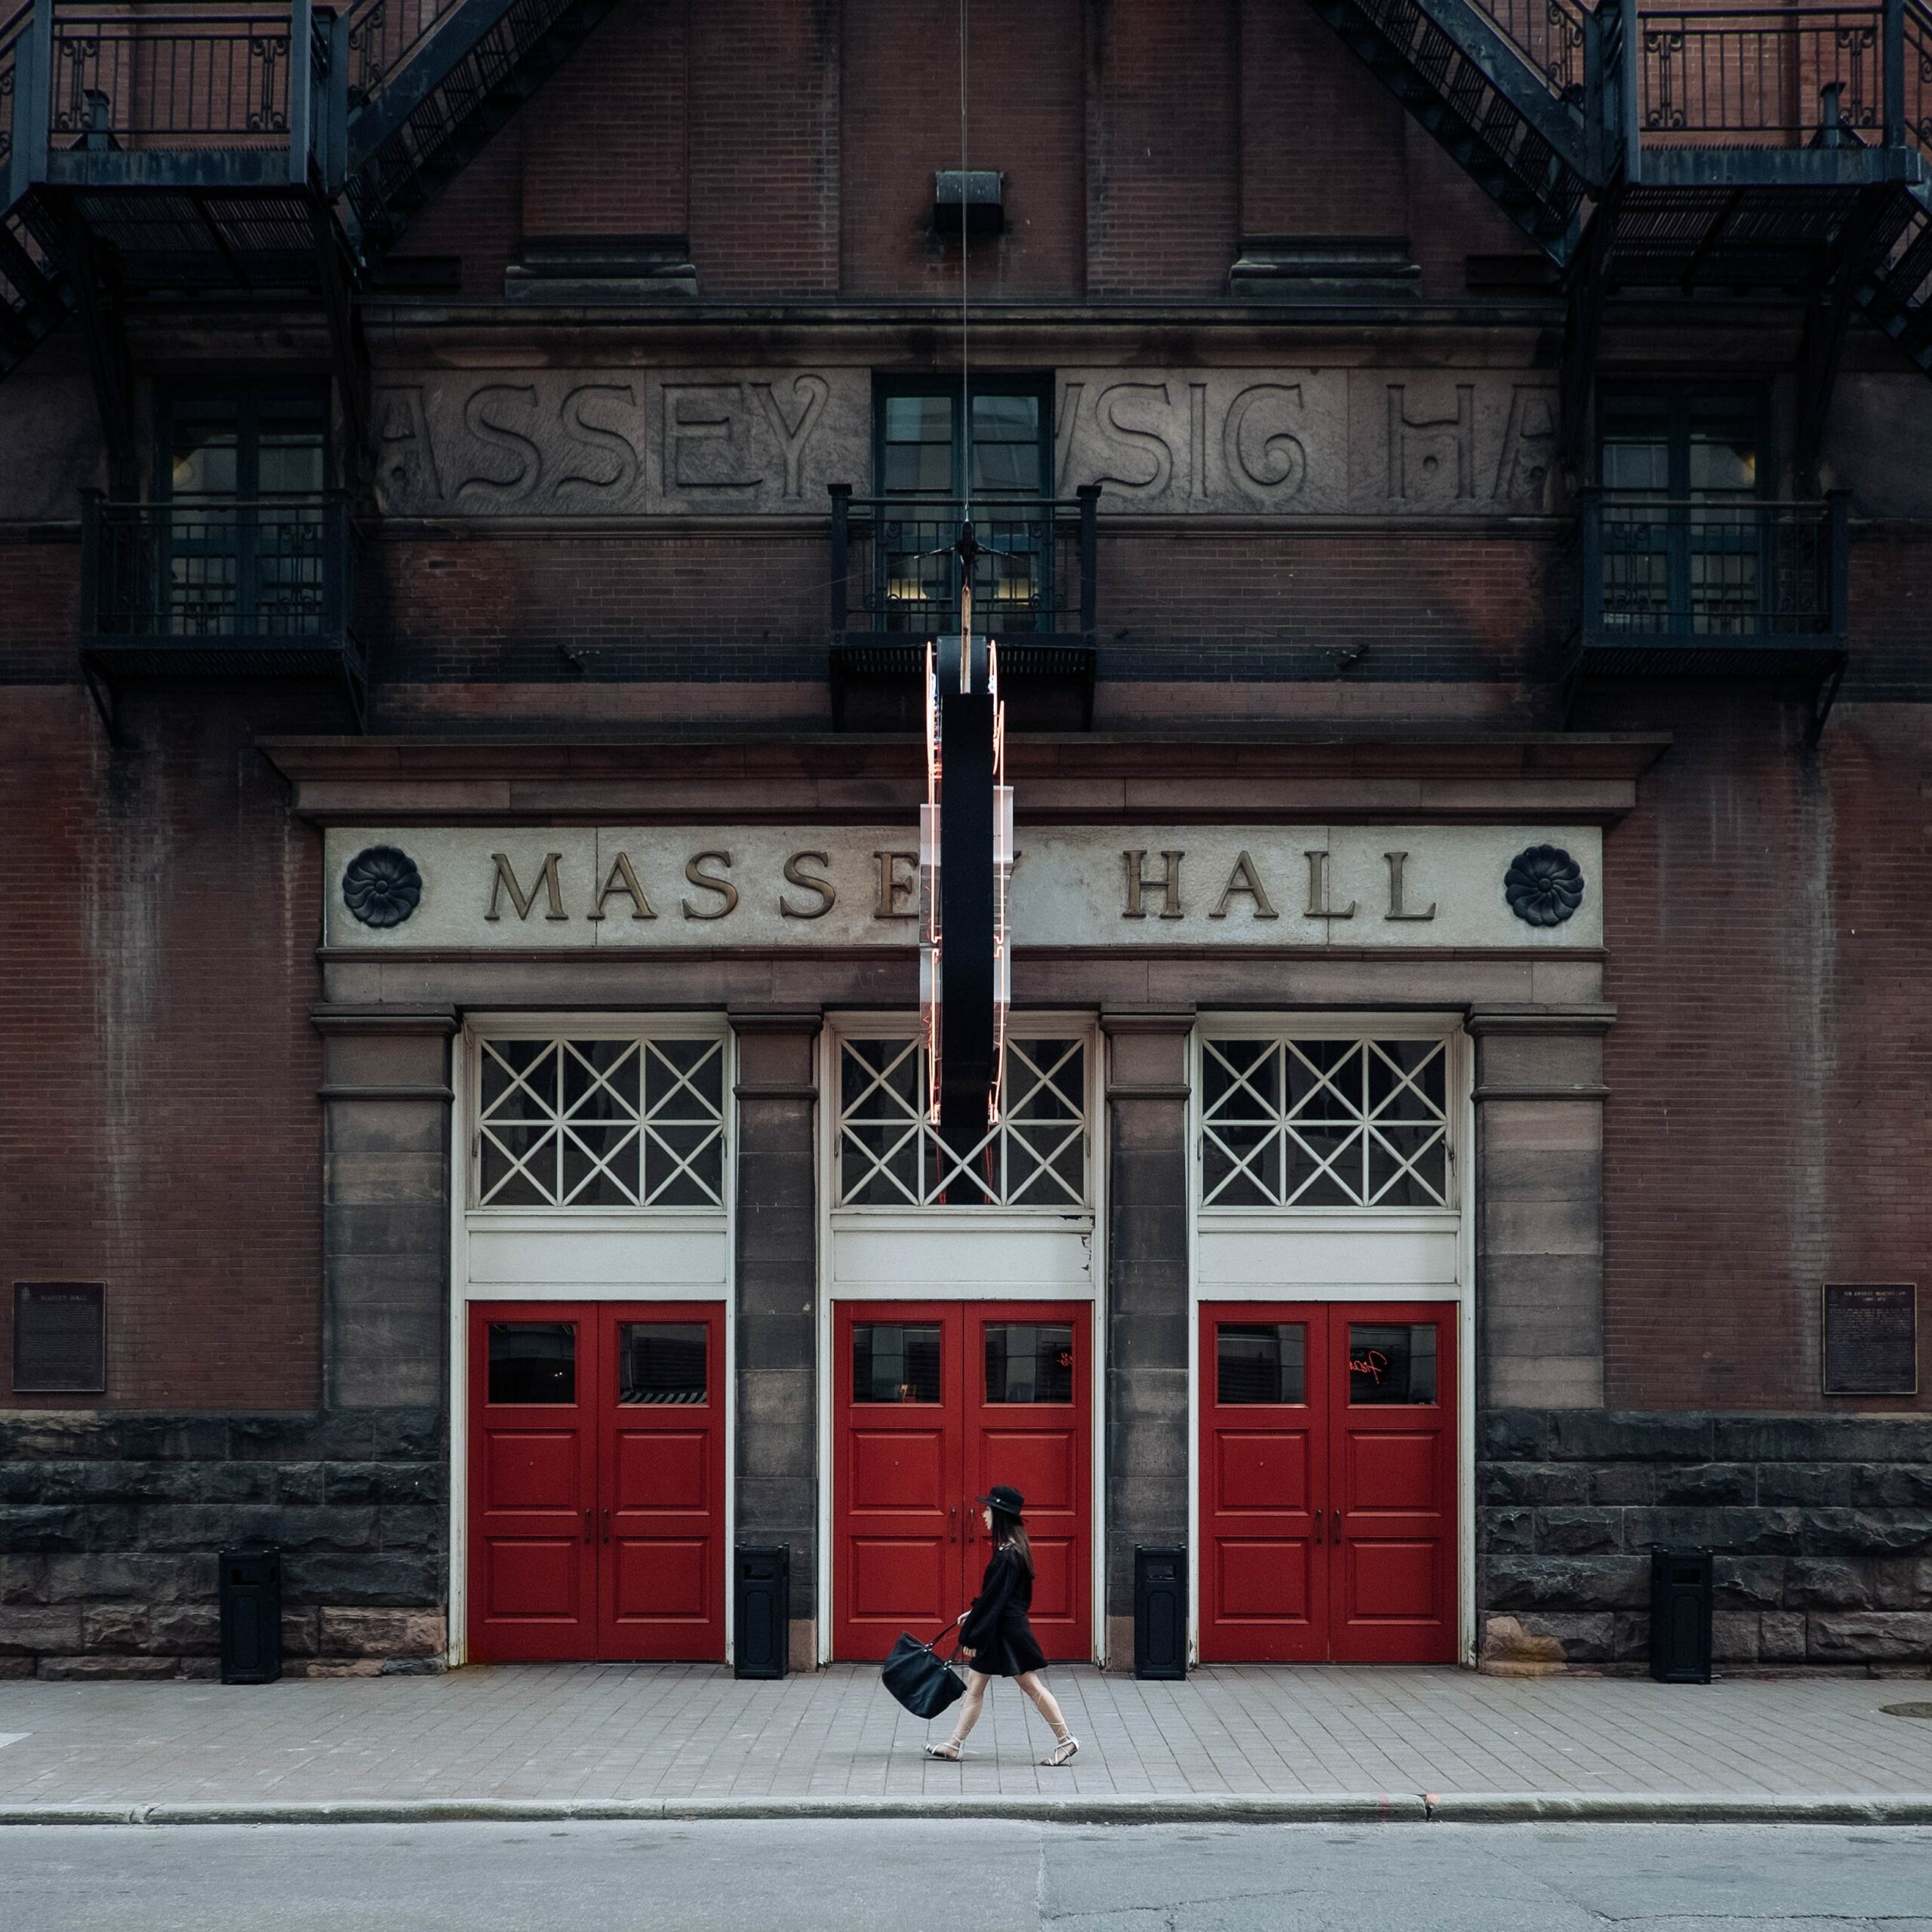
<box><xmin>985</xmin><ymin>1323</ymin><xmax>1073</xmax><ymax>1404</ymax></box>
<box><xmin>1347</xmin><ymin>1323</ymin><xmax>1438</xmax><ymax>1404</ymax></box>
<box><xmin>1217</xmin><ymin>1324</ymin><xmax>1306</xmax><ymax>1405</ymax></box>
<box><xmin>853</xmin><ymin>1323</ymin><xmax>942</xmax><ymax>1403</ymax></box>
<box><xmin>488</xmin><ymin>1322</ymin><xmax>575</xmax><ymax>1404</ymax></box>
<box><xmin>619</xmin><ymin>1323</ymin><xmax>707</xmax><ymax>1405</ymax></box>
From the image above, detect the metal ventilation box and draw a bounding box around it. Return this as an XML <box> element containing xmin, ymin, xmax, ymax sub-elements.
<box><xmin>934</xmin><ymin>170</ymin><xmax>1005</xmax><ymax>235</ymax></box>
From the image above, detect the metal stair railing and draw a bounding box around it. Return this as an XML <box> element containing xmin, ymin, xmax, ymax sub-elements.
<box><xmin>0</xmin><ymin>0</ymin><xmax>72</xmax><ymax>374</ymax></box>
<box><xmin>342</xmin><ymin>0</ymin><xmax>617</xmax><ymax>251</ymax></box>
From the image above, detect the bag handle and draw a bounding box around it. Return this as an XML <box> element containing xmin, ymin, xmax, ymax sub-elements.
<box><xmin>924</xmin><ymin>1609</ymin><xmax>968</xmax><ymax>1654</ymax></box>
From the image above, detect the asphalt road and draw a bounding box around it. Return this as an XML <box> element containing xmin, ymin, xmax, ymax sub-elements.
<box><xmin>8</xmin><ymin>1820</ymin><xmax>1930</xmax><ymax>1930</ymax></box>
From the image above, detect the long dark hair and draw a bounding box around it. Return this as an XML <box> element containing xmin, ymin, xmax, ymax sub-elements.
<box><xmin>989</xmin><ymin>1505</ymin><xmax>1032</xmax><ymax>1576</ymax></box>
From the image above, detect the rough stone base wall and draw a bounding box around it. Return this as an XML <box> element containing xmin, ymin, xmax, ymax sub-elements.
<box><xmin>0</xmin><ymin>1411</ymin><xmax>447</xmax><ymax>1680</ymax></box>
<box><xmin>1481</xmin><ymin>1410</ymin><xmax>1932</xmax><ymax>1675</ymax></box>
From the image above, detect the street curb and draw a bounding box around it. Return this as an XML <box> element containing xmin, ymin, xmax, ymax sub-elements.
<box><xmin>1</xmin><ymin>1792</ymin><xmax>1930</xmax><ymax>1828</ymax></box>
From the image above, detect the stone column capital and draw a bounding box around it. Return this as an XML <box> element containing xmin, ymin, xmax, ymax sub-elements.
<box><xmin>728</xmin><ymin>1005</ymin><xmax>824</xmax><ymax>1038</ymax></box>
<box><xmin>309</xmin><ymin>1002</ymin><xmax>460</xmax><ymax>1038</ymax></box>
<box><xmin>1464</xmin><ymin>1004</ymin><xmax>1617</xmax><ymax>1038</ymax></box>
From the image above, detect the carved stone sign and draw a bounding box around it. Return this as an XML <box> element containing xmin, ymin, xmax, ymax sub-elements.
<box><xmin>369</xmin><ymin>369</ymin><xmax>1558</xmax><ymax>518</ymax></box>
<box><xmin>323</xmin><ymin>825</ymin><xmax>1601</xmax><ymax>950</ymax></box>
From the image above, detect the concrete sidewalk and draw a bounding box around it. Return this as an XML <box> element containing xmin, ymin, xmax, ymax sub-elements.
<box><xmin>1</xmin><ymin>1664</ymin><xmax>1930</xmax><ymax>1823</ymax></box>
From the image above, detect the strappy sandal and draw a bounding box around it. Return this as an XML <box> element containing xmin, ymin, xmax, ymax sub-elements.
<box><xmin>1040</xmin><ymin>1737</ymin><xmax>1080</xmax><ymax>1767</ymax></box>
<box><xmin>924</xmin><ymin>1740</ymin><xmax>964</xmax><ymax>1761</ymax></box>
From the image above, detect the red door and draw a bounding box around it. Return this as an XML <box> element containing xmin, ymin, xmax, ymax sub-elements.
<box><xmin>468</xmin><ymin>1302</ymin><xmax>725</xmax><ymax>1663</ymax></box>
<box><xmin>1200</xmin><ymin>1302</ymin><xmax>1457</xmax><ymax>1664</ymax></box>
<box><xmin>601</xmin><ymin>1304</ymin><xmax>726</xmax><ymax>1660</ymax></box>
<box><xmin>835</xmin><ymin>1301</ymin><xmax>1091</xmax><ymax>1662</ymax></box>
<box><xmin>1199</xmin><ymin>1303</ymin><xmax>1327</xmax><ymax>1662</ymax></box>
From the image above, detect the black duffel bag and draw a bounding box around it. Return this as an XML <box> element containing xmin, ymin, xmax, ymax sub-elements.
<box><xmin>881</xmin><ymin>1614</ymin><xmax>966</xmax><ymax>1721</ymax></box>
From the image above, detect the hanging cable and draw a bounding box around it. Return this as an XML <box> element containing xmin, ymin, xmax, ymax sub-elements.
<box><xmin>958</xmin><ymin>0</ymin><xmax>971</xmax><ymax>526</ymax></box>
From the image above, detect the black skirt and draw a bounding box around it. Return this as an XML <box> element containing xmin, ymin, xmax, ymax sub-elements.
<box><xmin>959</xmin><ymin>1548</ymin><xmax>1048</xmax><ymax>1677</ymax></box>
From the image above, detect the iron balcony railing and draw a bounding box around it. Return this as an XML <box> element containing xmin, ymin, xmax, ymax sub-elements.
<box><xmin>1463</xmin><ymin>0</ymin><xmax>1932</xmax><ymax>159</ymax></box>
<box><xmin>829</xmin><ymin>488</ymin><xmax>1098</xmax><ymax>642</ymax></box>
<box><xmin>29</xmin><ymin>2</ymin><xmax>338</xmax><ymax>154</ymax></box>
<box><xmin>1577</xmin><ymin>492</ymin><xmax>1848</xmax><ymax>646</ymax></box>
<box><xmin>81</xmin><ymin>489</ymin><xmax>357</xmax><ymax>651</ymax></box>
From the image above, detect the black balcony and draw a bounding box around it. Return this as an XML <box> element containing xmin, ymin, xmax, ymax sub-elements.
<box><xmin>79</xmin><ymin>489</ymin><xmax>365</xmax><ymax>726</ymax></box>
<box><xmin>827</xmin><ymin>488</ymin><xmax>1098</xmax><ymax>731</ymax></box>
<box><xmin>1571</xmin><ymin>491</ymin><xmax>1849</xmax><ymax>727</ymax></box>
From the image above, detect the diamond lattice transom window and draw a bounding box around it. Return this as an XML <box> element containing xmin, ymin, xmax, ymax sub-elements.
<box><xmin>837</xmin><ymin>1036</ymin><xmax>1088</xmax><ymax>1208</ymax></box>
<box><xmin>1200</xmin><ymin>1037</ymin><xmax>1451</xmax><ymax>1210</ymax></box>
<box><xmin>477</xmin><ymin>1036</ymin><xmax>725</xmax><ymax>1209</ymax></box>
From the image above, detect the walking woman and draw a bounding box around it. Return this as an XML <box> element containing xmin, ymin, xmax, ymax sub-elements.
<box><xmin>925</xmin><ymin>1485</ymin><xmax>1081</xmax><ymax>1767</ymax></box>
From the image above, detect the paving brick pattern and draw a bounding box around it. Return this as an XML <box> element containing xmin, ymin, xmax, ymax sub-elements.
<box><xmin>0</xmin><ymin>1666</ymin><xmax>1929</xmax><ymax>1807</ymax></box>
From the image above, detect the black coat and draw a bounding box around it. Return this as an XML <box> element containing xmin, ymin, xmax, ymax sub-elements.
<box><xmin>960</xmin><ymin>1546</ymin><xmax>1048</xmax><ymax>1676</ymax></box>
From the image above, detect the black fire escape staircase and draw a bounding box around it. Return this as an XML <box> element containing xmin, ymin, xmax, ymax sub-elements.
<box><xmin>0</xmin><ymin>0</ymin><xmax>620</xmax><ymax>736</ymax></box>
<box><xmin>1302</xmin><ymin>0</ymin><xmax>1932</xmax><ymax>734</ymax></box>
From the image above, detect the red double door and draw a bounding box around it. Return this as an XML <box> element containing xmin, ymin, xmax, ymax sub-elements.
<box><xmin>466</xmin><ymin>1301</ymin><xmax>725</xmax><ymax>1663</ymax></box>
<box><xmin>1200</xmin><ymin>1301</ymin><xmax>1457</xmax><ymax>1663</ymax></box>
<box><xmin>834</xmin><ymin>1300</ymin><xmax>1091</xmax><ymax>1662</ymax></box>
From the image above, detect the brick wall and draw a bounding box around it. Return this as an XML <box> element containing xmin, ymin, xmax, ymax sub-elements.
<box><xmin>1594</xmin><ymin>688</ymin><xmax>1932</xmax><ymax>1417</ymax></box>
<box><xmin>520</xmin><ymin>1</ymin><xmax>689</xmax><ymax>239</ymax></box>
<box><xmin>840</xmin><ymin>0</ymin><xmax>1084</xmax><ymax>299</ymax></box>
<box><xmin>0</xmin><ymin>687</ymin><xmax>328</xmax><ymax>1412</ymax></box>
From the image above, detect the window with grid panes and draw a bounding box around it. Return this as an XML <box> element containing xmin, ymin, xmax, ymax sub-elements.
<box><xmin>835</xmin><ymin>1035</ymin><xmax>1088</xmax><ymax>1208</ymax></box>
<box><xmin>475</xmin><ymin>1035</ymin><xmax>725</xmax><ymax>1209</ymax></box>
<box><xmin>1199</xmin><ymin>1037</ymin><xmax>1451</xmax><ymax>1211</ymax></box>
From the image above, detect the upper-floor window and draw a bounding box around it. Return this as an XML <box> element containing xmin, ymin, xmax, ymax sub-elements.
<box><xmin>836</xmin><ymin>1031</ymin><xmax>1089</xmax><ymax>1209</ymax></box>
<box><xmin>1198</xmin><ymin>1035</ymin><xmax>1453</xmax><ymax>1212</ymax></box>
<box><xmin>152</xmin><ymin>386</ymin><xmax>332</xmax><ymax>638</ymax></box>
<box><xmin>871</xmin><ymin>380</ymin><xmax>1054</xmax><ymax>637</ymax></box>
<box><xmin>876</xmin><ymin>380</ymin><xmax>1049</xmax><ymax>500</ymax></box>
<box><xmin>1597</xmin><ymin>388</ymin><xmax>1774</xmax><ymax>637</ymax></box>
<box><xmin>1599</xmin><ymin>389</ymin><xmax>1767</xmax><ymax>502</ymax></box>
<box><xmin>474</xmin><ymin>1033</ymin><xmax>727</xmax><ymax>1211</ymax></box>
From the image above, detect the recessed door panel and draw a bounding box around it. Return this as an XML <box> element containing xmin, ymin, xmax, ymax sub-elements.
<box><xmin>601</xmin><ymin>1306</ymin><xmax>725</xmax><ymax>1660</ymax></box>
<box><xmin>835</xmin><ymin>1301</ymin><xmax>1091</xmax><ymax>1662</ymax></box>
<box><xmin>1199</xmin><ymin>1308</ymin><xmax>1326</xmax><ymax>1662</ymax></box>
<box><xmin>835</xmin><ymin>1304</ymin><xmax>965</xmax><ymax>1658</ymax></box>
<box><xmin>466</xmin><ymin>1302</ymin><xmax>725</xmax><ymax>1666</ymax></box>
<box><xmin>1327</xmin><ymin>1307</ymin><xmax>1457</xmax><ymax>1663</ymax></box>
<box><xmin>467</xmin><ymin>1308</ymin><xmax>598</xmax><ymax>1662</ymax></box>
<box><xmin>1201</xmin><ymin>1302</ymin><xmax>1457</xmax><ymax>1663</ymax></box>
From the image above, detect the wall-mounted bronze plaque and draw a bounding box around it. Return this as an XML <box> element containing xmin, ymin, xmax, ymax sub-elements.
<box><xmin>1822</xmin><ymin>1283</ymin><xmax>1918</xmax><ymax>1397</ymax></box>
<box><xmin>11</xmin><ymin>1281</ymin><xmax>106</xmax><ymax>1394</ymax></box>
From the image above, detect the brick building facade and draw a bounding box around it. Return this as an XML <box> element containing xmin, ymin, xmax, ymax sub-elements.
<box><xmin>2</xmin><ymin>0</ymin><xmax>1930</xmax><ymax>1679</ymax></box>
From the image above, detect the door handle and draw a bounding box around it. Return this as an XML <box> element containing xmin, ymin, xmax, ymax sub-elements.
<box><xmin>949</xmin><ymin>1505</ymin><xmax>958</xmax><ymax>1544</ymax></box>
<box><xmin>1330</xmin><ymin>1509</ymin><xmax>1341</xmax><ymax>1546</ymax></box>
<box><xmin>583</xmin><ymin>1508</ymin><xmax>593</xmax><ymax>1544</ymax></box>
<box><xmin>601</xmin><ymin>1507</ymin><xmax>611</xmax><ymax>1545</ymax></box>
<box><xmin>1312</xmin><ymin>1507</ymin><xmax>1321</xmax><ymax>1538</ymax></box>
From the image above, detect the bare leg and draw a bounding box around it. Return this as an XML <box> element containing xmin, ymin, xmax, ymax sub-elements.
<box><xmin>927</xmin><ymin>1669</ymin><xmax>992</xmax><ymax>1758</ymax></box>
<box><xmin>1014</xmin><ymin>1671</ymin><xmax>1078</xmax><ymax>1764</ymax></box>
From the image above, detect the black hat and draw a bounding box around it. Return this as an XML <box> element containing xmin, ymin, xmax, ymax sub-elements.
<box><xmin>977</xmin><ymin>1484</ymin><xmax>1026</xmax><ymax>1518</ymax></box>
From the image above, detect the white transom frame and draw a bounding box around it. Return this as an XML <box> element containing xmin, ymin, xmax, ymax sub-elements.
<box><xmin>1185</xmin><ymin>1011</ymin><xmax>1478</xmax><ymax>1669</ymax></box>
<box><xmin>448</xmin><ymin>1012</ymin><xmax>739</xmax><ymax>1672</ymax></box>
<box><xmin>826</xmin><ymin>1011</ymin><xmax>1102</xmax><ymax>1222</ymax></box>
<box><xmin>817</xmin><ymin>1011</ymin><xmax>1109</xmax><ymax>1664</ymax></box>
<box><xmin>465</xmin><ymin>1014</ymin><xmax>734</xmax><ymax>1221</ymax></box>
<box><xmin>1194</xmin><ymin>1012</ymin><xmax>1463</xmax><ymax>1220</ymax></box>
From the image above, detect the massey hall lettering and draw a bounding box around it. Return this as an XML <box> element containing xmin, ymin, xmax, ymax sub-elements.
<box><xmin>483</xmin><ymin>847</ymin><xmax>1438</xmax><ymax>927</ymax></box>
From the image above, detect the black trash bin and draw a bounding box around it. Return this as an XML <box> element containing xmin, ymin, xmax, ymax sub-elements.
<box><xmin>1134</xmin><ymin>1545</ymin><xmax>1186</xmax><ymax>1681</ymax></box>
<box><xmin>735</xmin><ymin>1544</ymin><xmax>790</xmax><ymax>1679</ymax></box>
<box><xmin>1650</xmin><ymin>1546</ymin><xmax>1712</xmax><ymax>1684</ymax></box>
<box><xmin>219</xmin><ymin>1544</ymin><xmax>282</xmax><ymax>1684</ymax></box>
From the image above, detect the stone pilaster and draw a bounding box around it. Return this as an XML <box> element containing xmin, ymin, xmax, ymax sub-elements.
<box><xmin>1468</xmin><ymin>1005</ymin><xmax>1614</xmax><ymax>1413</ymax></box>
<box><xmin>731</xmin><ymin>1007</ymin><xmax>822</xmax><ymax>1671</ymax></box>
<box><xmin>312</xmin><ymin>1004</ymin><xmax>457</xmax><ymax>1411</ymax></box>
<box><xmin>1100</xmin><ymin>1010</ymin><xmax>1194</xmax><ymax>1666</ymax></box>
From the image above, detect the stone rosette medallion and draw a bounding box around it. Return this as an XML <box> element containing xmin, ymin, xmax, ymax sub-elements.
<box><xmin>1503</xmin><ymin>844</ymin><xmax>1585</xmax><ymax>927</ymax></box>
<box><xmin>342</xmin><ymin>845</ymin><xmax>423</xmax><ymax>928</ymax></box>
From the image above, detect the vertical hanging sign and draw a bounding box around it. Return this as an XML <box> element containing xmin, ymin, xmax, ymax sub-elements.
<box><xmin>921</xmin><ymin>525</ymin><xmax>1013</xmax><ymax>1152</ymax></box>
